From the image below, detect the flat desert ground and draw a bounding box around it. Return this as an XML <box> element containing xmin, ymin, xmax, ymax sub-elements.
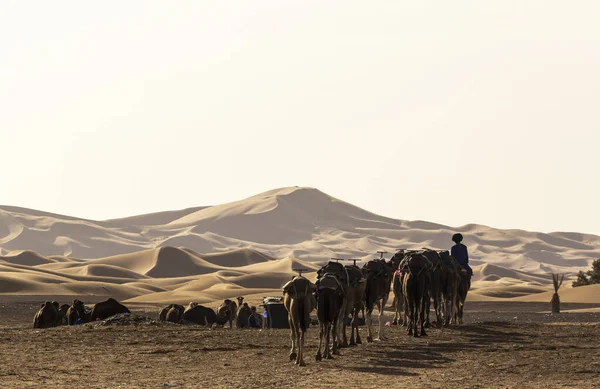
<box><xmin>1</xmin><ymin>187</ymin><xmax>599</xmax><ymax>388</ymax></box>
<box><xmin>1</xmin><ymin>301</ymin><xmax>599</xmax><ymax>388</ymax></box>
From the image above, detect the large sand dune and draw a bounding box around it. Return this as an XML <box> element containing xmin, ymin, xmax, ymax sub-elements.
<box><xmin>1</xmin><ymin>187</ymin><xmax>598</xmax><ymax>304</ymax></box>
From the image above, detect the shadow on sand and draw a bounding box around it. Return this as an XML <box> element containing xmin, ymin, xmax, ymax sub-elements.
<box><xmin>345</xmin><ymin>321</ymin><xmax>529</xmax><ymax>376</ymax></box>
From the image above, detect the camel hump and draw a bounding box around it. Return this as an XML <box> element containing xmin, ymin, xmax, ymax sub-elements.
<box><xmin>422</xmin><ymin>250</ymin><xmax>441</xmax><ymax>263</ymax></box>
<box><xmin>283</xmin><ymin>277</ymin><xmax>315</xmax><ymax>296</ymax></box>
<box><xmin>405</xmin><ymin>253</ymin><xmax>430</xmax><ymax>268</ymax></box>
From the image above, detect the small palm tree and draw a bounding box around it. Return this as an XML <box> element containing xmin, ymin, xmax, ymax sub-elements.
<box><xmin>551</xmin><ymin>273</ymin><xmax>565</xmax><ymax>313</ymax></box>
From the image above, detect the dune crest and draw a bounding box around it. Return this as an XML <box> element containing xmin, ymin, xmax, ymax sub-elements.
<box><xmin>1</xmin><ymin>187</ymin><xmax>599</xmax><ymax>303</ymax></box>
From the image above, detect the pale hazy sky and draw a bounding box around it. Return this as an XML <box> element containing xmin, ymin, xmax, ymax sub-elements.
<box><xmin>2</xmin><ymin>1</ymin><xmax>599</xmax><ymax>234</ymax></box>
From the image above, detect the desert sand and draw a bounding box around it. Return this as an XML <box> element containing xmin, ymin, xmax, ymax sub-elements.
<box><xmin>1</xmin><ymin>187</ymin><xmax>598</xmax><ymax>305</ymax></box>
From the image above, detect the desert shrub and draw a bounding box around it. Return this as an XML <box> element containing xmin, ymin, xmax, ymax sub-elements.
<box><xmin>572</xmin><ymin>259</ymin><xmax>600</xmax><ymax>287</ymax></box>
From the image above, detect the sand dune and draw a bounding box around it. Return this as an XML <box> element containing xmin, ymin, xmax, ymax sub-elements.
<box><xmin>1</xmin><ymin>187</ymin><xmax>599</xmax><ymax>304</ymax></box>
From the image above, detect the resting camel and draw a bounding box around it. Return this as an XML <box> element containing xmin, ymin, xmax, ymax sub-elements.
<box><xmin>362</xmin><ymin>258</ymin><xmax>394</xmax><ymax>342</ymax></box>
<box><xmin>401</xmin><ymin>252</ymin><xmax>431</xmax><ymax>337</ymax></box>
<box><xmin>236</xmin><ymin>302</ymin><xmax>252</xmax><ymax>329</ymax></box>
<box><xmin>91</xmin><ymin>298</ymin><xmax>130</xmax><ymax>321</ymax></box>
<box><xmin>282</xmin><ymin>276</ymin><xmax>316</xmax><ymax>366</ymax></box>
<box><xmin>66</xmin><ymin>300</ymin><xmax>91</xmax><ymax>325</ymax></box>
<box><xmin>181</xmin><ymin>302</ymin><xmax>217</xmax><ymax>327</ymax></box>
<box><xmin>439</xmin><ymin>250</ymin><xmax>461</xmax><ymax>326</ymax></box>
<box><xmin>58</xmin><ymin>304</ymin><xmax>70</xmax><ymax>325</ymax></box>
<box><xmin>315</xmin><ymin>273</ymin><xmax>344</xmax><ymax>361</ymax></box>
<box><xmin>159</xmin><ymin>304</ymin><xmax>185</xmax><ymax>323</ymax></box>
<box><xmin>33</xmin><ymin>301</ymin><xmax>59</xmax><ymax>329</ymax></box>
<box><xmin>216</xmin><ymin>299</ymin><xmax>237</xmax><ymax>328</ymax></box>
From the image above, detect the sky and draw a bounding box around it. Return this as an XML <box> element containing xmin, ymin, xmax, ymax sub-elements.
<box><xmin>1</xmin><ymin>1</ymin><xmax>599</xmax><ymax>234</ymax></box>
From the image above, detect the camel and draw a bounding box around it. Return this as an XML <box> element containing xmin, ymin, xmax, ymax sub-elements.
<box><xmin>390</xmin><ymin>250</ymin><xmax>407</xmax><ymax>326</ymax></box>
<box><xmin>216</xmin><ymin>299</ymin><xmax>237</xmax><ymax>328</ymax></box>
<box><xmin>236</xmin><ymin>302</ymin><xmax>252</xmax><ymax>329</ymax></box>
<box><xmin>362</xmin><ymin>258</ymin><xmax>394</xmax><ymax>342</ymax></box>
<box><xmin>282</xmin><ymin>276</ymin><xmax>316</xmax><ymax>366</ymax></box>
<box><xmin>66</xmin><ymin>300</ymin><xmax>91</xmax><ymax>325</ymax></box>
<box><xmin>455</xmin><ymin>267</ymin><xmax>471</xmax><ymax>324</ymax></box>
<box><xmin>401</xmin><ymin>252</ymin><xmax>431</xmax><ymax>337</ymax></box>
<box><xmin>439</xmin><ymin>250</ymin><xmax>461</xmax><ymax>326</ymax></box>
<box><xmin>422</xmin><ymin>249</ymin><xmax>443</xmax><ymax>327</ymax></box>
<box><xmin>33</xmin><ymin>301</ymin><xmax>59</xmax><ymax>329</ymax></box>
<box><xmin>181</xmin><ymin>302</ymin><xmax>217</xmax><ymax>327</ymax></box>
<box><xmin>159</xmin><ymin>304</ymin><xmax>185</xmax><ymax>323</ymax></box>
<box><xmin>316</xmin><ymin>261</ymin><xmax>352</xmax><ymax>349</ymax></box>
<box><xmin>315</xmin><ymin>273</ymin><xmax>344</xmax><ymax>361</ymax></box>
<box><xmin>159</xmin><ymin>305</ymin><xmax>171</xmax><ymax>321</ymax></box>
<box><xmin>58</xmin><ymin>304</ymin><xmax>70</xmax><ymax>325</ymax></box>
<box><xmin>91</xmin><ymin>298</ymin><xmax>130</xmax><ymax>321</ymax></box>
<box><xmin>344</xmin><ymin>264</ymin><xmax>367</xmax><ymax>346</ymax></box>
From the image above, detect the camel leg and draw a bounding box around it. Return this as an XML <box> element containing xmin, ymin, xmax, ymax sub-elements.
<box><xmin>366</xmin><ymin>308</ymin><xmax>373</xmax><ymax>343</ymax></box>
<box><xmin>412</xmin><ymin>294</ymin><xmax>420</xmax><ymax>338</ymax></box>
<box><xmin>355</xmin><ymin>307</ymin><xmax>362</xmax><ymax>344</ymax></box>
<box><xmin>420</xmin><ymin>292</ymin><xmax>428</xmax><ymax>337</ymax></box>
<box><xmin>315</xmin><ymin>322</ymin><xmax>323</xmax><ymax>361</ymax></box>
<box><xmin>325</xmin><ymin>323</ymin><xmax>334</xmax><ymax>359</ymax></box>
<box><xmin>424</xmin><ymin>294</ymin><xmax>431</xmax><ymax>328</ymax></box>
<box><xmin>395</xmin><ymin>295</ymin><xmax>403</xmax><ymax>326</ymax></box>
<box><xmin>433</xmin><ymin>295</ymin><xmax>440</xmax><ymax>326</ymax></box>
<box><xmin>451</xmin><ymin>292</ymin><xmax>458</xmax><ymax>325</ymax></box>
<box><xmin>444</xmin><ymin>298</ymin><xmax>451</xmax><ymax>327</ymax></box>
<box><xmin>407</xmin><ymin>293</ymin><xmax>414</xmax><ymax>336</ymax></box>
<box><xmin>403</xmin><ymin>296</ymin><xmax>409</xmax><ymax>327</ymax></box>
<box><xmin>288</xmin><ymin>314</ymin><xmax>297</xmax><ymax>361</ymax></box>
<box><xmin>337</xmin><ymin>300</ymin><xmax>347</xmax><ymax>348</ymax></box>
<box><xmin>332</xmin><ymin>318</ymin><xmax>340</xmax><ymax>356</ymax></box>
<box><xmin>377</xmin><ymin>295</ymin><xmax>388</xmax><ymax>341</ymax></box>
<box><xmin>349</xmin><ymin>308</ymin><xmax>356</xmax><ymax>346</ymax></box>
<box><xmin>341</xmin><ymin>315</ymin><xmax>348</xmax><ymax>347</ymax></box>
<box><xmin>297</xmin><ymin>328</ymin><xmax>305</xmax><ymax>366</ymax></box>
<box><xmin>376</xmin><ymin>300</ymin><xmax>384</xmax><ymax>340</ymax></box>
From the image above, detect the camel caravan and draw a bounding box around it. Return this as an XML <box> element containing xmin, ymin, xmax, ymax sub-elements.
<box><xmin>282</xmin><ymin>247</ymin><xmax>471</xmax><ymax>365</ymax></box>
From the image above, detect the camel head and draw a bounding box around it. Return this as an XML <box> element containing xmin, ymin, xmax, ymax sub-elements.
<box><xmin>236</xmin><ymin>296</ymin><xmax>244</xmax><ymax>306</ymax></box>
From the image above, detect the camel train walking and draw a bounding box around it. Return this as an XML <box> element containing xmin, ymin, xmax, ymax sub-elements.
<box><xmin>280</xmin><ymin>247</ymin><xmax>471</xmax><ymax>365</ymax></box>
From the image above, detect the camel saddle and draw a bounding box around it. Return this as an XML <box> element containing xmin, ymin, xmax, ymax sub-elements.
<box><xmin>317</xmin><ymin>261</ymin><xmax>348</xmax><ymax>284</ymax></box>
<box><xmin>364</xmin><ymin>259</ymin><xmax>389</xmax><ymax>279</ymax></box>
<box><xmin>345</xmin><ymin>265</ymin><xmax>365</xmax><ymax>288</ymax></box>
<box><xmin>315</xmin><ymin>274</ymin><xmax>345</xmax><ymax>297</ymax></box>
